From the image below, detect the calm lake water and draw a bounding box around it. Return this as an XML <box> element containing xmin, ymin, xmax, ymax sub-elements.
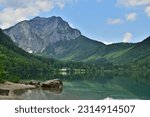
<box><xmin>18</xmin><ymin>72</ymin><xmax>150</xmax><ymax>100</ymax></box>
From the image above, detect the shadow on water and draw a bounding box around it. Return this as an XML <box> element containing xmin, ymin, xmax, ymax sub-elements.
<box><xmin>15</xmin><ymin>71</ymin><xmax>150</xmax><ymax>100</ymax></box>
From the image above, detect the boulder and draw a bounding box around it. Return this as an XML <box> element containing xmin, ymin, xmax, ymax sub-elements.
<box><xmin>0</xmin><ymin>89</ymin><xmax>9</xmax><ymax>96</ymax></box>
<box><xmin>41</xmin><ymin>79</ymin><xmax>63</xmax><ymax>89</ymax></box>
<box><xmin>29</xmin><ymin>80</ymin><xmax>40</xmax><ymax>87</ymax></box>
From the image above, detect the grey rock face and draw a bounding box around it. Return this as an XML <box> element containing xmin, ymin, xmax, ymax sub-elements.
<box><xmin>4</xmin><ymin>16</ymin><xmax>81</xmax><ymax>53</ymax></box>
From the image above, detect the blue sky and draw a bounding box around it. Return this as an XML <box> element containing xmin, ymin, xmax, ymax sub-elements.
<box><xmin>0</xmin><ymin>0</ymin><xmax>150</xmax><ymax>44</ymax></box>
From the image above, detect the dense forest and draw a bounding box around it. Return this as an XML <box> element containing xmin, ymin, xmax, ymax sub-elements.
<box><xmin>0</xmin><ymin>28</ymin><xmax>150</xmax><ymax>83</ymax></box>
<box><xmin>0</xmin><ymin>29</ymin><xmax>102</xmax><ymax>82</ymax></box>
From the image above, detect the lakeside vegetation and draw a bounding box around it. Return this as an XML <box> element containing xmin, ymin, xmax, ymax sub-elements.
<box><xmin>0</xmin><ymin>29</ymin><xmax>150</xmax><ymax>83</ymax></box>
<box><xmin>0</xmin><ymin>29</ymin><xmax>108</xmax><ymax>83</ymax></box>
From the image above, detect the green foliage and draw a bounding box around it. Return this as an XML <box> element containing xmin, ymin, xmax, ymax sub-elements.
<box><xmin>0</xmin><ymin>28</ymin><xmax>150</xmax><ymax>84</ymax></box>
<box><xmin>6</xmin><ymin>75</ymin><xmax>20</xmax><ymax>83</ymax></box>
<box><xmin>0</xmin><ymin>30</ymin><xmax>104</xmax><ymax>82</ymax></box>
<box><xmin>0</xmin><ymin>29</ymin><xmax>54</xmax><ymax>82</ymax></box>
<box><xmin>43</xmin><ymin>35</ymin><xmax>150</xmax><ymax>65</ymax></box>
<box><xmin>43</xmin><ymin>35</ymin><xmax>106</xmax><ymax>61</ymax></box>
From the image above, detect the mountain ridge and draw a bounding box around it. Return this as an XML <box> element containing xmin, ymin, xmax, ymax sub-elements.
<box><xmin>4</xmin><ymin>16</ymin><xmax>81</xmax><ymax>53</ymax></box>
<box><xmin>3</xmin><ymin>16</ymin><xmax>150</xmax><ymax>65</ymax></box>
<box><xmin>0</xmin><ymin>28</ymin><xmax>52</xmax><ymax>82</ymax></box>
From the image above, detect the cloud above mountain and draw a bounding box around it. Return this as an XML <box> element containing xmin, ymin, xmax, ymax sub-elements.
<box><xmin>126</xmin><ymin>12</ymin><xmax>137</xmax><ymax>21</ymax></box>
<box><xmin>123</xmin><ymin>32</ymin><xmax>133</xmax><ymax>42</ymax></box>
<box><xmin>107</xmin><ymin>18</ymin><xmax>124</xmax><ymax>25</ymax></box>
<box><xmin>117</xmin><ymin>0</ymin><xmax>150</xmax><ymax>7</ymax></box>
<box><xmin>145</xmin><ymin>6</ymin><xmax>150</xmax><ymax>17</ymax></box>
<box><xmin>117</xmin><ymin>0</ymin><xmax>150</xmax><ymax>18</ymax></box>
<box><xmin>0</xmin><ymin>0</ymin><xmax>76</xmax><ymax>29</ymax></box>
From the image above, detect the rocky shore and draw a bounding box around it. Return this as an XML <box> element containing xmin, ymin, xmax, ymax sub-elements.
<box><xmin>0</xmin><ymin>79</ymin><xmax>63</xmax><ymax>100</ymax></box>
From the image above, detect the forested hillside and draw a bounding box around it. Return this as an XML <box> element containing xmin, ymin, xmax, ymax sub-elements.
<box><xmin>0</xmin><ymin>29</ymin><xmax>102</xmax><ymax>82</ymax></box>
<box><xmin>4</xmin><ymin>16</ymin><xmax>150</xmax><ymax>65</ymax></box>
<box><xmin>0</xmin><ymin>29</ymin><xmax>55</xmax><ymax>82</ymax></box>
<box><xmin>43</xmin><ymin>35</ymin><xmax>150</xmax><ymax>65</ymax></box>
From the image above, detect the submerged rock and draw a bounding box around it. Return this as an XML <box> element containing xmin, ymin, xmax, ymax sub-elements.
<box><xmin>41</xmin><ymin>79</ymin><xmax>63</xmax><ymax>89</ymax></box>
<box><xmin>0</xmin><ymin>89</ymin><xmax>9</xmax><ymax>96</ymax></box>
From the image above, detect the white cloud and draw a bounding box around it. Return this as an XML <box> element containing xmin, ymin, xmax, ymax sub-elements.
<box><xmin>107</xmin><ymin>18</ymin><xmax>124</xmax><ymax>25</ymax></box>
<box><xmin>0</xmin><ymin>0</ymin><xmax>76</xmax><ymax>29</ymax></box>
<box><xmin>117</xmin><ymin>0</ymin><xmax>150</xmax><ymax>7</ymax></box>
<box><xmin>35</xmin><ymin>0</ymin><xmax>54</xmax><ymax>11</ymax></box>
<box><xmin>123</xmin><ymin>32</ymin><xmax>133</xmax><ymax>42</ymax></box>
<box><xmin>126</xmin><ymin>12</ymin><xmax>137</xmax><ymax>21</ymax></box>
<box><xmin>117</xmin><ymin>0</ymin><xmax>150</xmax><ymax>18</ymax></box>
<box><xmin>145</xmin><ymin>6</ymin><xmax>150</xmax><ymax>17</ymax></box>
<box><xmin>0</xmin><ymin>0</ymin><xmax>4</xmax><ymax>3</ymax></box>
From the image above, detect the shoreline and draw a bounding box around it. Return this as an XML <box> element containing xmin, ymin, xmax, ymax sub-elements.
<box><xmin>0</xmin><ymin>81</ymin><xmax>36</xmax><ymax>90</ymax></box>
<box><xmin>0</xmin><ymin>81</ymin><xmax>36</xmax><ymax>100</ymax></box>
<box><xmin>0</xmin><ymin>79</ymin><xmax>63</xmax><ymax>100</ymax></box>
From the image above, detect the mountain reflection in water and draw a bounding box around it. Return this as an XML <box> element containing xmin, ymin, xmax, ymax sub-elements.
<box><xmin>17</xmin><ymin>72</ymin><xmax>150</xmax><ymax>100</ymax></box>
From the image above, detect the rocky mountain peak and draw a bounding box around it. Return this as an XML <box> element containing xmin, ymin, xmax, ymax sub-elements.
<box><xmin>4</xmin><ymin>16</ymin><xmax>81</xmax><ymax>53</ymax></box>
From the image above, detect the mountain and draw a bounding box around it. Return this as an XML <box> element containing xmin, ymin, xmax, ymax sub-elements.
<box><xmin>3</xmin><ymin>16</ymin><xmax>150</xmax><ymax>65</ymax></box>
<box><xmin>4</xmin><ymin>16</ymin><xmax>81</xmax><ymax>53</ymax></box>
<box><xmin>86</xmin><ymin>43</ymin><xmax>136</xmax><ymax>64</ymax></box>
<box><xmin>100</xmin><ymin>36</ymin><xmax>150</xmax><ymax>64</ymax></box>
<box><xmin>132</xmin><ymin>36</ymin><xmax>150</xmax><ymax>65</ymax></box>
<box><xmin>43</xmin><ymin>34</ymin><xmax>150</xmax><ymax>64</ymax></box>
<box><xmin>111</xmin><ymin>36</ymin><xmax>150</xmax><ymax>64</ymax></box>
<box><xmin>0</xmin><ymin>29</ymin><xmax>55</xmax><ymax>82</ymax></box>
<box><xmin>43</xmin><ymin>35</ymin><xmax>106</xmax><ymax>61</ymax></box>
<box><xmin>1</xmin><ymin>28</ymin><xmax>103</xmax><ymax>82</ymax></box>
